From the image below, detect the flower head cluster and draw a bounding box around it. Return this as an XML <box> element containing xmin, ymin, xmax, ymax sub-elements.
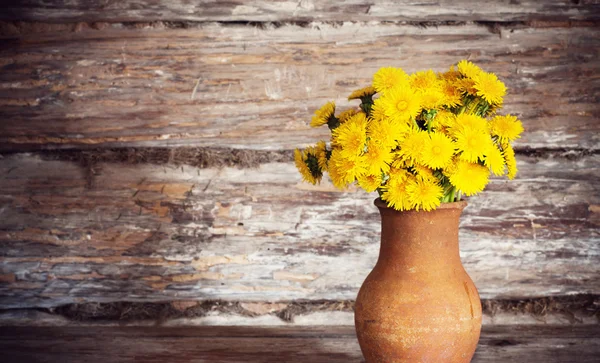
<box><xmin>295</xmin><ymin>60</ymin><xmax>524</xmax><ymax>211</ymax></box>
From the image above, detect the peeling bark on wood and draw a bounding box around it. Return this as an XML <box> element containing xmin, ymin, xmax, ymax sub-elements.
<box><xmin>0</xmin><ymin>325</ymin><xmax>599</xmax><ymax>363</ymax></box>
<box><xmin>0</xmin><ymin>1</ymin><xmax>598</xmax><ymax>23</ymax></box>
<box><xmin>35</xmin><ymin>147</ymin><xmax>295</xmax><ymax>169</ymax></box>
<box><xmin>0</xmin><ymin>22</ymin><xmax>598</xmax><ymax>151</ymax></box>
<box><xmin>0</xmin><ymin>153</ymin><xmax>598</xmax><ymax>308</ymax></box>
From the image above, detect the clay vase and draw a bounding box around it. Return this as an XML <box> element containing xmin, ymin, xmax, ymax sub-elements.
<box><xmin>355</xmin><ymin>198</ymin><xmax>482</xmax><ymax>363</ymax></box>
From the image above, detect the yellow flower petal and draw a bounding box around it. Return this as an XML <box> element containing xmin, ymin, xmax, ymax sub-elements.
<box><xmin>379</xmin><ymin>87</ymin><xmax>422</xmax><ymax>123</ymax></box>
<box><xmin>454</xmin><ymin>128</ymin><xmax>492</xmax><ymax>163</ymax></box>
<box><xmin>489</xmin><ymin>114</ymin><xmax>524</xmax><ymax>143</ymax></box>
<box><xmin>365</xmin><ymin>140</ymin><xmax>394</xmax><ymax>175</ymax></box>
<box><xmin>448</xmin><ymin>160</ymin><xmax>490</xmax><ymax>196</ymax></box>
<box><xmin>381</xmin><ymin>173</ymin><xmax>414</xmax><ymax>211</ymax></box>
<box><xmin>348</xmin><ymin>86</ymin><xmax>377</xmax><ymax>100</ymax></box>
<box><xmin>372</xmin><ymin>67</ymin><xmax>409</xmax><ymax>94</ymax></box>
<box><xmin>421</xmin><ymin>132</ymin><xmax>455</xmax><ymax>169</ymax></box>
<box><xmin>329</xmin><ymin>149</ymin><xmax>367</xmax><ymax>186</ymax></box>
<box><xmin>357</xmin><ymin>173</ymin><xmax>383</xmax><ymax>193</ymax></box>
<box><xmin>332</xmin><ymin>112</ymin><xmax>368</xmax><ymax>158</ymax></box>
<box><xmin>367</xmin><ymin>116</ymin><xmax>409</xmax><ymax>150</ymax></box>
<box><xmin>406</xmin><ymin>178</ymin><xmax>443</xmax><ymax>211</ymax></box>
<box><xmin>484</xmin><ymin>144</ymin><xmax>506</xmax><ymax>176</ymax></box>
<box><xmin>310</xmin><ymin>101</ymin><xmax>336</xmax><ymax>128</ymax></box>
<box><xmin>503</xmin><ymin>143</ymin><xmax>518</xmax><ymax>180</ymax></box>
<box><xmin>294</xmin><ymin>148</ymin><xmax>322</xmax><ymax>185</ymax></box>
<box><xmin>474</xmin><ymin>72</ymin><xmax>506</xmax><ymax>105</ymax></box>
<box><xmin>337</xmin><ymin>109</ymin><xmax>359</xmax><ymax>123</ymax></box>
<box><xmin>396</xmin><ymin>128</ymin><xmax>428</xmax><ymax>166</ymax></box>
<box><xmin>457</xmin><ymin>60</ymin><xmax>483</xmax><ymax>80</ymax></box>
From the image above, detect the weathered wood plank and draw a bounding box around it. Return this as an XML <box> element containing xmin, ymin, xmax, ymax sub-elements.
<box><xmin>0</xmin><ymin>23</ymin><xmax>598</xmax><ymax>151</ymax></box>
<box><xmin>0</xmin><ymin>325</ymin><xmax>599</xmax><ymax>363</ymax></box>
<box><xmin>0</xmin><ymin>0</ymin><xmax>598</xmax><ymax>23</ymax></box>
<box><xmin>0</xmin><ymin>152</ymin><xmax>598</xmax><ymax>308</ymax></box>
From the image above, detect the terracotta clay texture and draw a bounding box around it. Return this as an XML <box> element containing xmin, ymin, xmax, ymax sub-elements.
<box><xmin>355</xmin><ymin>199</ymin><xmax>482</xmax><ymax>363</ymax></box>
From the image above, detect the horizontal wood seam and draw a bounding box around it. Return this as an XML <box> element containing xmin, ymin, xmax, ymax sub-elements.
<box><xmin>0</xmin><ymin>19</ymin><xmax>598</xmax><ymax>37</ymax></box>
<box><xmin>1</xmin><ymin>294</ymin><xmax>596</xmax><ymax>323</ymax></box>
<box><xmin>0</xmin><ymin>147</ymin><xmax>596</xmax><ymax>170</ymax></box>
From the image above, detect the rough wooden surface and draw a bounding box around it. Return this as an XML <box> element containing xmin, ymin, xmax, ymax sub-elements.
<box><xmin>0</xmin><ymin>0</ymin><xmax>599</xmax><ymax>324</ymax></box>
<box><xmin>2</xmin><ymin>0</ymin><xmax>600</xmax><ymax>23</ymax></box>
<box><xmin>0</xmin><ymin>22</ymin><xmax>598</xmax><ymax>151</ymax></box>
<box><xmin>0</xmin><ymin>325</ymin><xmax>599</xmax><ymax>363</ymax></box>
<box><xmin>0</xmin><ymin>152</ymin><xmax>598</xmax><ymax>308</ymax></box>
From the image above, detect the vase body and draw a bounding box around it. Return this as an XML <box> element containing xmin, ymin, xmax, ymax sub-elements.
<box><xmin>355</xmin><ymin>199</ymin><xmax>481</xmax><ymax>363</ymax></box>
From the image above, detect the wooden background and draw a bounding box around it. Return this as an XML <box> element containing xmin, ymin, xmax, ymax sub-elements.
<box><xmin>0</xmin><ymin>1</ymin><xmax>598</xmax><ymax>324</ymax></box>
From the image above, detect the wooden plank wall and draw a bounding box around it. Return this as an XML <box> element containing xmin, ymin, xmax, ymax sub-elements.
<box><xmin>0</xmin><ymin>1</ymin><xmax>599</xmax><ymax>320</ymax></box>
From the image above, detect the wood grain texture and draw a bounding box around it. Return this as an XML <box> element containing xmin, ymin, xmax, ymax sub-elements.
<box><xmin>0</xmin><ymin>0</ymin><xmax>599</xmax><ymax>23</ymax></box>
<box><xmin>0</xmin><ymin>152</ymin><xmax>598</xmax><ymax>308</ymax></box>
<box><xmin>0</xmin><ymin>22</ymin><xmax>598</xmax><ymax>151</ymax></box>
<box><xmin>0</xmin><ymin>325</ymin><xmax>599</xmax><ymax>363</ymax></box>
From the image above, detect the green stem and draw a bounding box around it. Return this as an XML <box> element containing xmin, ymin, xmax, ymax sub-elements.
<box><xmin>360</xmin><ymin>101</ymin><xmax>373</xmax><ymax>116</ymax></box>
<box><xmin>442</xmin><ymin>185</ymin><xmax>456</xmax><ymax>203</ymax></box>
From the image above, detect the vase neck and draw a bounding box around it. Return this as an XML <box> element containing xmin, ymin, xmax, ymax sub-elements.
<box><xmin>376</xmin><ymin>201</ymin><xmax>467</xmax><ymax>270</ymax></box>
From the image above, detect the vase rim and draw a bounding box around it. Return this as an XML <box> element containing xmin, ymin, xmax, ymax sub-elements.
<box><xmin>374</xmin><ymin>198</ymin><xmax>468</xmax><ymax>211</ymax></box>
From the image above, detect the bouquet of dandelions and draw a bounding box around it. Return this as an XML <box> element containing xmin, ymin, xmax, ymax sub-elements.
<box><xmin>294</xmin><ymin>60</ymin><xmax>524</xmax><ymax>211</ymax></box>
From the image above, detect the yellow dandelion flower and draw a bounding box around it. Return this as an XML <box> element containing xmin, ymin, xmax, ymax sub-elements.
<box><xmin>406</xmin><ymin>178</ymin><xmax>443</xmax><ymax>211</ymax></box>
<box><xmin>348</xmin><ymin>86</ymin><xmax>377</xmax><ymax>100</ymax></box>
<box><xmin>310</xmin><ymin>101</ymin><xmax>336</xmax><ymax>128</ymax></box>
<box><xmin>379</xmin><ymin>87</ymin><xmax>422</xmax><ymax>123</ymax></box>
<box><xmin>367</xmin><ymin>116</ymin><xmax>410</xmax><ymax>150</ymax></box>
<box><xmin>327</xmin><ymin>152</ymin><xmax>349</xmax><ymax>189</ymax></box>
<box><xmin>364</xmin><ymin>140</ymin><xmax>394</xmax><ymax>175</ymax></box>
<box><xmin>430</xmin><ymin>110</ymin><xmax>456</xmax><ymax>132</ymax></box>
<box><xmin>381</xmin><ymin>174</ymin><xmax>414</xmax><ymax>211</ymax></box>
<box><xmin>474</xmin><ymin>72</ymin><xmax>506</xmax><ymax>105</ymax></box>
<box><xmin>489</xmin><ymin>114</ymin><xmax>524</xmax><ymax>143</ymax></box>
<box><xmin>372</xmin><ymin>67</ymin><xmax>409</xmax><ymax>94</ymax></box>
<box><xmin>440</xmin><ymin>66</ymin><xmax>461</xmax><ymax>82</ymax></box>
<box><xmin>337</xmin><ymin>109</ymin><xmax>359</xmax><ymax>123</ymax></box>
<box><xmin>412</xmin><ymin>164</ymin><xmax>436</xmax><ymax>182</ymax></box>
<box><xmin>421</xmin><ymin>132</ymin><xmax>455</xmax><ymax>169</ymax></box>
<box><xmin>503</xmin><ymin>143</ymin><xmax>518</xmax><ymax>180</ymax></box>
<box><xmin>453</xmin><ymin>113</ymin><xmax>489</xmax><ymax>134</ymax></box>
<box><xmin>409</xmin><ymin>70</ymin><xmax>444</xmax><ymax>110</ymax></box>
<box><xmin>457</xmin><ymin>60</ymin><xmax>483</xmax><ymax>80</ymax></box>
<box><xmin>357</xmin><ymin>173</ymin><xmax>382</xmax><ymax>193</ymax></box>
<box><xmin>441</xmin><ymin>79</ymin><xmax>463</xmax><ymax>108</ymax></box>
<box><xmin>387</xmin><ymin>167</ymin><xmax>411</xmax><ymax>186</ymax></box>
<box><xmin>455</xmin><ymin>78</ymin><xmax>477</xmax><ymax>96</ymax></box>
<box><xmin>294</xmin><ymin>149</ymin><xmax>312</xmax><ymax>182</ymax></box>
<box><xmin>454</xmin><ymin>128</ymin><xmax>492</xmax><ymax>162</ymax></box>
<box><xmin>391</xmin><ymin>155</ymin><xmax>410</xmax><ymax>169</ymax></box>
<box><xmin>443</xmin><ymin>156</ymin><xmax>460</xmax><ymax>176</ymax></box>
<box><xmin>369</xmin><ymin>100</ymin><xmax>387</xmax><ymax>122</ymax></box>
<box><xmin>332</xmin><ymin>112</ymin><xmax>367</xmax><ymax>158</ymax></box>
<box><xmin>335</xmin><ymin>153</ymin><xmax>368</xmax><ymax>185</ymax></box>
<box><xmin>315</xmin><ymin>140</ymin><xmax>329</xmax><ymax>171</ymax></box>
<box><xmin>396</xmin><ymin>128</ymin><xmax>428</xmax><ymax>166</ymax></box>
<box><xmin>485</xmin><ymin>143</ymin><xmax>506</xmax><ymax>176</ymax></box>
<box><xmin>419</xmin><ymin>87</ymin><xmax>446</xmax><ymax>110</ymax></box>
<box><xmin>448</xmin><ymin>160</ymin><xmax>490</xmax><ymax>196</ymax></box>
<box><xmin>409</xmin><ymin>70</ymin><xmax>440</xmax><ymax>92</ymax></box>
<box><xmin>294</xmin><ymin>148</ymin><xmax>322</xmax><ymax>185</ymax></box>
